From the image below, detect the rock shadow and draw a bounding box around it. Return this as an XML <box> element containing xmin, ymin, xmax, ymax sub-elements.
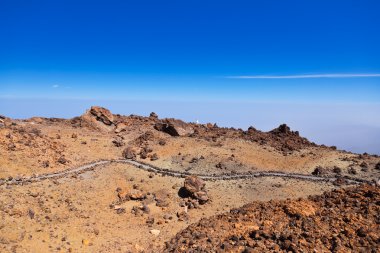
<box><xmin>178</xmin><ymin>187</ymin><xmax>191</xmax><ymax>198</ymax></box>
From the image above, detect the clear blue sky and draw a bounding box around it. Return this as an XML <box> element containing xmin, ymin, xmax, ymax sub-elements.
<box><xmin>0</xmin><ymin>0</ymin><xmax>380</xmax><ymax>153</ymax></box>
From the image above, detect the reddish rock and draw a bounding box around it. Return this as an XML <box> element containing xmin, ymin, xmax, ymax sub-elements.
<box><xmin>164</xmin><ymin>185</ymin><xmax>380</xmax><ymax>252</ymax></box>
<box><xmin>154</xmin><ymin>189</ymin><xmax>171</xmax><ymax>207</ymax></box>
<box><xmin>183</xmin><ymin>176</ymin><xmax>209</xmax><ymax>204</ymax></box>
<box><xmin>184</xmin><ymin>176</ymin><xmax>206</xmax><ymax>194</ymax></box>
<box><xmin>89</xmin><ymin>106</ymin><xmax>114</xmax><ymax>125</ymax></box>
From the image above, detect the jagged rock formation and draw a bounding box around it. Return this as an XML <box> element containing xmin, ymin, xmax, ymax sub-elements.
<box><xmin>154</xmin><ymin>119</ymin><xmax>195</xmax><ymax>137</ymax></box>
<box><xmin>69</xmin><ymin>106</ymin><xmax>319</xmax><ymax>152</ymax></box>
<box><xmin>89</xmin><ymin>106</ymin><xmax>114</xmax><ymax>125</ymax></box>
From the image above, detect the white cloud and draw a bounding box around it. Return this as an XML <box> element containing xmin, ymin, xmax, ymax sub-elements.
<box><xmin>52</xmin><ymin>84</ymin><xmax>59</xmax><ymax>88</ymax></box>
<box><xmin>226</xmin><ymin>73</ymin><xmax>380</xmax><ymax>79</ymax></box>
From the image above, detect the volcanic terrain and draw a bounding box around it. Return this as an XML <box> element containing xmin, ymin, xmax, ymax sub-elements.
<box><xmin>0</xmin><ymin>106</ymin><xmax>379</xmax><ymax>252</ymax></box>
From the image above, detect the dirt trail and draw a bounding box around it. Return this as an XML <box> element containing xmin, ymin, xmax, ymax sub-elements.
<box><xmin>0</xmin><ymin>159</ymin><xmax>372</xmax><ymax>186</ymax></box>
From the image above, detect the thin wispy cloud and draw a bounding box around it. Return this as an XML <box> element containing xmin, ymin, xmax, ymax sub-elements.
<box><xmin>227</xmin><ymin>73</ymin><xmax>380</xmax><ymax>79</ymax></box>
<box><xmin>52</xmin><ymin>84</ymin><xmax>59</xmax><ymax>88</ymax></box>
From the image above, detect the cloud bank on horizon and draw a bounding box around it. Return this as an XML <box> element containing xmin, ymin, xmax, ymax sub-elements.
<box><xmin>227</xmin><ymin>73</ymin><xmax>380</xmax><ymax>79</ymax></box>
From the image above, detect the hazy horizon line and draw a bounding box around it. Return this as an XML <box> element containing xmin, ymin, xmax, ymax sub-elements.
<box><xmin>226</xmin><ymin>73</ymin><xmax>380</xmax><ymax>79</ymax></box>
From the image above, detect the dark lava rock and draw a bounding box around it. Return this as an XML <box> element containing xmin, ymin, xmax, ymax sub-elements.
<box><xmin>332</xmin><ymin>166</ymin><xmax>342</xmax><ymax>174</ymax></box>
<box><xmin>312</xmin><ymin>166</ymin><xmax>328</xmax><ymax>176</ymax></box>
<box><xmin>348</xmin><ymin>167</ymin><xmax>357</xmax><ymax>175</ymax></box>
<box><xmin>57</xmin><ymin>156</ymin><xmax>68</xmax><ymax>164</ymax></box>
<box><xmin>149</xmin><ymin>112</ymin><xmax>158</xmax><ymax>119</ymax></box>
<box><xmin>154</xmin><ymin>119</ymin><xmax>194</xmax><ymax>137</ymax></box>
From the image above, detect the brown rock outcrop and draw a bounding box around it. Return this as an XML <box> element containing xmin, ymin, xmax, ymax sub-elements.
<box><xmin>89</xmin><ymin>106</ymin><xmax>114</xmax><ymax>125</ymax></box>
<box><xmin>154</xmin><ymin>119</ymin><xmax>194</xmax><ymax>136</ymax></box>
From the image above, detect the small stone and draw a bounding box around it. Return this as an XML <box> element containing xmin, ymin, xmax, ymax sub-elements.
<box><xmin>332</xmin><ymin>166</ymin><xmax>342</xmax><ymax>174</ymax></box>
<box><xmin>57</xmin><ymin>157</ymin><xmax>68</xmax><ymax>165</ymax></box>
<box><xmin>28</xmin><ymin>209</ymin><xmax>35</xmax><ymax>219</ymax></box>
<box><xmin>177</xmin><ymin>211</ymin><xmax>189</xmax><ymax>221</ymax></box>
<box><xmin>122</xmin><ymin>147</ymin><xmax>137</xmax><ymax>159</ymax></box>
<box><xmin>146</xmin><ymin>216</ymin><xmax>155</xmax><ymax>226</ymax></box>
<box><xmin>112</xmin><ymin>136</ymin><xmax>125</xmax><ymax>147</ymax></box>
<box><xmin>142</xmin><ymin>205</ymin><xmax>150</xmax><ymax>214</ymax></box>
<box><xmin>150</xmin><ymin>229</ymin><xmax>160</xmax><ymax>236</ymax></box>
<box><xmin>42</xmin><ymin>161</ymin><xmax>50</xmax><ymax>168</ymax></box>
<box><xmin>150</xmin><ymin>153</ymin><xmax>159</xmax><ymax>161</ymax></box>
<box><xmin>116</xmin><ymin>207</ymin><xmax>126</xmax><ymax>214</ymax></box>
<box><xmin>348</xmin><ymin>167</ymin><xmax>357</xmax><ymax>175</ymax></box>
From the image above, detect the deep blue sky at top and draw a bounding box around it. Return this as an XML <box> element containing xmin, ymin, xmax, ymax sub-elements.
<box><xmin>0</xmin><ymin>0</ymin><xmax>379</xmax><ymax>102</ymax></box>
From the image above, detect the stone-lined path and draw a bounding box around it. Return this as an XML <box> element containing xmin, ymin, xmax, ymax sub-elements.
<box><xmin>0</xmin><ymin>159</ymin><xmax>372</xmax><ymax>186</ymax></box>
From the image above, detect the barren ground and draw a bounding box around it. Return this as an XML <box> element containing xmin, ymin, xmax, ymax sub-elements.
<box><xmin>0</xmin><ymin>107</ymin><xmax>379</xmax><ymax>252</ymax></box>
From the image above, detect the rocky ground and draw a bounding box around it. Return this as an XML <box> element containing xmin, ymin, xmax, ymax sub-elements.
<box><xmin>0</xmin><ymin>106</ymin><xmax>379</xmax><ymax>252</ymax></box>
<box><xmin>165</xmin><ymin>185</ymin><xmax>380</xmax><ymax>252</ymax></box>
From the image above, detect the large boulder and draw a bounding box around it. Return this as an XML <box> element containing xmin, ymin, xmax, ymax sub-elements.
<box><xmin>184</xmin><ymin>176</ymin><xmax>206</xmax><ymax>193</ymax></box>
<box><xmin>184</xmin><ymin>176</ymin><xmax>209</xmax><ymax>204</ymax></box>
<box><xmin>154</xmin><ymin>119</ymin><xmax>194</xmax><ymax>136</ymax></box>
<box><xmin>89</xmin><ymin>106</ymin><xmax>114</xmax><ymax>125</ymax></box>
<box><xmin>74</xmin><ymin>106</ymin><xmax>116</xmax><ymax>132</ymax></box>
